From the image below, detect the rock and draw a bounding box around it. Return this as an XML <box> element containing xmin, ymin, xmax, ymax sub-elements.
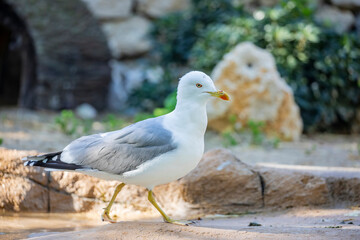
<box><xmin>49</xmin><ymin>171</ymin><xmax>156</xmax><ymax>217</ymax></box>
<box><xmin>107</xmin><ymin>60</ymin><xmax>165</xmax><ymax>111</ymax></box>
<box><xmin>259</xmin><ymin>168</ymin><xmax>329</xmax><ymax>208</ymax></box>
<box><xmin>2</xmin><ymin>147</ymin><xmax>359</xmax><ymax>217</ymax></box>
<box><xmin>101</xmin><ymin>16</ymin><xmax>151</xmax><ymax>58</ymax></box>
<box><xmin>0</xmin><ymin>148</ymin><xmax>47</xmax><ymax>185</ymax></box>
<box><xmin>331</xmin><ymin>0</ymin><xmax>360</xmax><ymax>8</ymax></box>
<box><xmin>81</xmin><ymin>0</ymin><xmax>133</xmax><ymax>19</ymax></box>
<box><xmin>0</xmin><ymin>148</ymin><xmax>48</xmax><ymax>212</ymax></box>
<box><xmin>49</xmin><ymin>172</ymin><xmax>102</xmax><ymax>199</ymax></box>
<box><xmin>207</xmin><ymin>42</ymin><xmax>302</xmax><ymax>141</ymax></box>
<box><xmin>137</xmin><ymin>0</ymin><xmax>190</xmax><ymax>18</ymax></box>
<box><xmin>75</xmin><ymin>103</ymin><xmax>97</xmax><ymax>120</ymax></box>
<box><xmin>315</xmin><ymin>5</ymin><xmax>355</xmax><ymax>34</ymax></box>
<box><xmin>154</xmin><ymin>148</ymin><xmax>263</xmax><ymax>217</ymax></box>
<box><xmin>0</xmin><ymin>175</ymin><xmax>48</xmax><ymax>212</ymax></box>
<box><xmin>49</xmin><ymin>189</ymin><xmax>97</xmax><ymax>213</ymax></box>
<box><xmin>326</xmin><ymin>177</ymin><xmax>360</xmax><ymax>203</ymax></box>
<box><xmin>108</xmin><ymin>60</ymin><xmax>146</xmax><ymax>111</ymax></box>
<box><xmin>47</xmin><ymin>148</ymin><xmax>263</xmax><ymax>218</ymax></box>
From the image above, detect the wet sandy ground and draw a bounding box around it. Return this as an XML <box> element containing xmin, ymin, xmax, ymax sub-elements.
<box><xmin>1</xmin><ymin>208</ymin><xmax>359</xmax><ymax>240</ymax></box>
<box><xmin>0</xmin><ymin>212</ymin><xmax>103</xmax><ymax>240</ymax></box>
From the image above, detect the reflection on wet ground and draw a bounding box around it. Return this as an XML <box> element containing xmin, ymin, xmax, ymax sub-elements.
<box><xmin>0</xmin><ymin>212</ymin><xmax>104</xmax><ymax>239</ymax></box>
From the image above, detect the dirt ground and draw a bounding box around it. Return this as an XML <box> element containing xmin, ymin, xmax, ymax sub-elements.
<box><xmin>1</xmin><ymin>208</ymin><xmax>359</xmax><ymax>240</ymax></box>
<box><xmin>1</xmin><ymin>108</ymin><xmax>359</xmax><ymax>168</ymax></box>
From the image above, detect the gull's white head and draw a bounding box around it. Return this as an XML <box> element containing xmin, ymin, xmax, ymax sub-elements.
<box><xmin>177</xmin><ymin>71</ymin><xmax>230</xmax><ymax>105</ymax></box>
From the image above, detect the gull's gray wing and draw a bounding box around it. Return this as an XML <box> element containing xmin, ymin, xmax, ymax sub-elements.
<box><xmin>61</xmin><ymin>116</ymin><xmax>177</xmax><ymax>174</ymax></box>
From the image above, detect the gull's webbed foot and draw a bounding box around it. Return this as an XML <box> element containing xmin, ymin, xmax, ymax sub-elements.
<box><xmin>101</xmin><ymin>210</ymin><xmax>117</xmax><ymax>223</ymax></box>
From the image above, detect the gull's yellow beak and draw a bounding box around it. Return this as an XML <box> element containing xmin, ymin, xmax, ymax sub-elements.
<box><xmin>207</xmin><ymin>90</ymin><xmax>230</xmax><ymax>101</ymax></box>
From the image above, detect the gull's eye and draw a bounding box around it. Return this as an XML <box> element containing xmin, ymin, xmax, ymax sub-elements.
<box><xmin>196</xmin><ymin>83</ymin><xmax>202</xmax><ymax>88</ymax></box>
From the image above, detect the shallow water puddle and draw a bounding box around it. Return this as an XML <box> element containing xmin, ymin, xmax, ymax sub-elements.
<box><xmin>0</xmin><ymin>212</ymin><xmax>104</xmax><ymax>239</ymax></box>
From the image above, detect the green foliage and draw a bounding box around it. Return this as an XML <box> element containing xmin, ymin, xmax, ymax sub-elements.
<box><xmin>54</xmin><ymin>110</ymin><xmax>93</xmax><ymax>136</ymax></box>
<box><xmin>152</xmin><ymin>0</ymin><xmax>360</xmax><ymax>132</ymax></box>
<box><xmin>247</xmin><ymin>120</ymin><xmax>266</xmax><ymax>145</ymax></box>
<box><xmin>104</xmin><ymin>114</ymin><xmax>126</xmax><ymax>132</ymax></box>
<box><xmin>220</xmin><ymin>114</ymin><xmax>280</xmax><ymax>148</ymax></box>
<box><xmin>152</xmin><ymin>0</ymin><xmax>243</xmax><ymax>65</ymax></box>
<box><xmin>222</xmin><ymin>131</ymin><xmax>238</xmax><ymax>147</ymax></box>
<box><xmin>134</xmin><ymin>91</ymin><xmax>177</xmax><ymax>121</ymax></box>
<box><xmin>129</xmin><ymin>69</ymin><xmax>175</xmax><ymax>113</ymax></box>
<box><xmin>0</xmin><ymin>138</ymin><xmax>3</xmax><ymax>145</ymax></box>
<box><xmin>55</xmin><ymin>110</ymin><xmax>79</xmax><ymax>136</ymax></box>
<box><xmin>55</xmin><ymin>111</ymin><xmax>129</xmax><ymax>136</ymax></box>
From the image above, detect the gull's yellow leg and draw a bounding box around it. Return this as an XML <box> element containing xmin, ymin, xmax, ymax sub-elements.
<box><xmin>148</xmin><ymin>190</ymin><xmax>194</xmax><ymax>226</ymax></box>
<box><xmin>101</xmin><ymin>183</ymin><xmax>125</xmax><ymax>223</ymax></box>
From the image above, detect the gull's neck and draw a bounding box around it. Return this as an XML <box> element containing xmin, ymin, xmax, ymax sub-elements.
<box><xmin>167</xmin><ymin>99</ymin><xmax>208</xmax><ymax>137</ymax></box>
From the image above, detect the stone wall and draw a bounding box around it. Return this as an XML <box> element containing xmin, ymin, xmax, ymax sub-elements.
<box><xmin>4</xmin><ymin>0</ymin><xmax>111</xmax><ymax>110</ymax></box>
<box><xmin>81</xmin><ymin>0</ymin><xmax>190</xmax><ymax>59</ymax></box>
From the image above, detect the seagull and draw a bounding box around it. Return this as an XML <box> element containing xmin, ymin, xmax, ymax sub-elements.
<box><xmin>23</xmin><ymin>71</ymin><xmax>230</xmax><ymax>225</ymax></box>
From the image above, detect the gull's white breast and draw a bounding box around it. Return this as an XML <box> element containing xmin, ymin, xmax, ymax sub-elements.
<box><xmin>118</xmin><ymin>113</ymin><xmax>204</xmax><ymax>189</ymax></box>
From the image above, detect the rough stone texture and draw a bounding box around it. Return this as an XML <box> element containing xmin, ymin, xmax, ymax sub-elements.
<box><xmin>102</xmin><ymin>16</ymin><xmax>151</xmax><ymax>58</ymax></box>
<box><xmin>326</xmin><ymin>177</ymin><xmax>360</xmax><ymax>203</ymax></box>
<box><xmin>0</xmin><ymin>174</ymin><xmax>48</xmax><ymax>212</ymax></box>
<box><xmin>81</xmin><ymin>0</ymin><xmax>133</xmax><ymax>19</ymax></box>
<box><xmin>0</xmin><ymin>148</ymin><xmax>48</xmax><ymax>212</ymax></box>
<box><xmin>159</xmin><ymin>148</ymin><xmax>263</xmax><ymax>216</ymax></box>
<box><xmin>49</xmin><ymin>190</ymin><xmax>98</xmax><ymax>213</ymax></box>
<box><xmin>331</xmin><ymin>0</ymin><xmax>360</xmax><ymax>8</ymax></box>
<box><xmin>315</xmin><ymin>5</ymin><xmax>355</xmax><ymax>34</ymax></box>
<box><xmin>1</xmin><ymin>147</ymin><xmax>359</xmax><ymax>218</ymax></box>
<box><xmin>137</xmin><ymin>0</ymin><xmax>190</xmax><ymax>18</ymax></box>
<box><xmin>259</xmin><ymin>168</ymin><xmax>330</xmax><ymax>208</ymax></box>
<box><xmin>107</xmin><ymin>60</ymin><xmax>147</xmax><ymax>111</ymax></box>
<box><xmin>207</xmin><ymin>42</ymin><xmax>303</xmax><ymax>141</ymax></box>
<box><xmin>5</xmin><ymin>0</ymin><xmax>111</xmax><ymax>110</ymax></box>
<box><xmin>0</xmin><ymin>148</ymin><xmax>47</xmax><ymax>185</ymax></box>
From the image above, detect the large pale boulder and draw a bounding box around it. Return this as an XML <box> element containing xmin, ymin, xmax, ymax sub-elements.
<box><xmin>137</xmin><ymin>0</ymin><xmax>190</xmax><ymax>18</ymax></box>
<box><xmin>207</xmin><ymin>42</ymin><xmax>303</xmax><ymax>141</ymax></box>
<box><xmin>101</xmin><ymin>16</ymin><xmax>151</xmax><ymax>58</ymax></box>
